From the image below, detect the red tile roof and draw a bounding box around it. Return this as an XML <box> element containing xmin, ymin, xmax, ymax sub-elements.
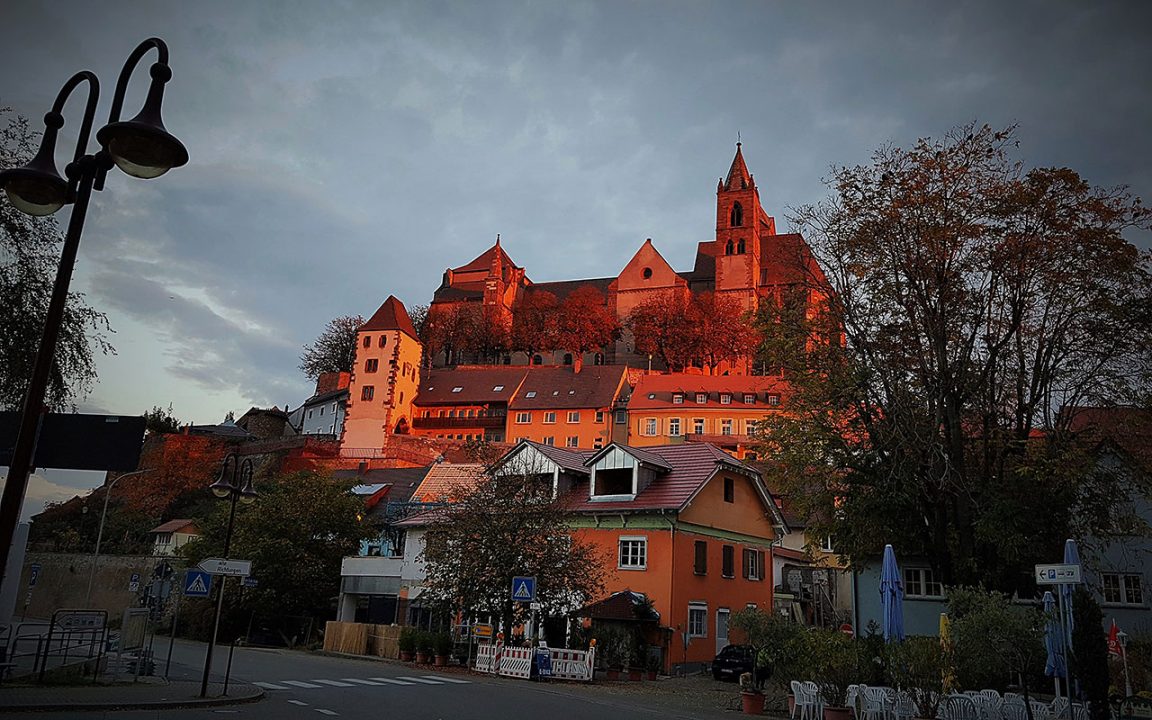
<box><xmin>149</xmin><ymin>519</ymin><xmax>198</xmax><ymax>534</ymax></box>
<box><xmin>509</xmin><ymin>366</ymin><xmax>626</xmax><ymax>410</ymax></box>
<box><xmin>412</xmin><ymin>463</ymin><xmax>485</xmax><ymax>502</ymax></box>
<box><xmin>513</xmin><ymin>440</ymin><xmax>591</xmax><ymax>473</ymax></box>
<box><xmin>628</xmin><ymin>374</ymin><xmax>789</xmax><ymax>410</ymax></box>
<box><xmin>453</xmin><ymin>241</ymin><xmax>519</xmax><ymax>274</ymax></box>
<box><xmin>414</xmin><ymin>366</ymin><xmax>529</xmax><ymax>406</ymax></box>
<box><xmin>360</xmin><ymin>295</ymin><xmax>418</xmax><ymax>339</ymax></box>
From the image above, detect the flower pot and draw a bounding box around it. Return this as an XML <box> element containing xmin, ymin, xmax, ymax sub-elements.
<box><xmin>627</xmin><ymin>669</ymin><xmax>642</xmax><ymax>681</ymax></box>
<box><xmin>824</xmin><ymin>707</ymin><xmax>852</xmax><ymax>720</ymax></box>
<box><xmin>415</xmin><ymin>651</ymin><xmax>429</xmax><ymax>664</ymax></box>
<box><xmin>434</xmin><ymin>654</ymin><xmax>448</xmax><ymax>667</ymax></box>
<box><xmin>741</xmin><ymin>692</ymin><xmax>765</xmax><ymax>715</ymax></box>
<box><xmin>606</xmin><ymin>669</ymin><xmax>620</xmax><ymax>680</ymax></box>
<box><xmin>399</xmin><ymin>651</ymin><xmax>413</xmax><ymax>661</ymax></box>
<box><xmin>788</xmin><ymin>695</ymin><xmax>796</xmax><ymax>718</ymax></box>
<box><xmin>646</xmin><ymin>670</ymin><xmax>657</xmax><ymax>680</ymax></box>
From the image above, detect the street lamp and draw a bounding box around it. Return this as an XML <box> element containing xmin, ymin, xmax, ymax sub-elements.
<box><xmin>1119</xmin><ymin>629</ymin><xmax>1133</xmax><ymax>697</ymax></box>
<box><xmin>84</xmin><ymin>468</ymin><xmax>152</xmax><ymax>607</ymax></box>
<box><xmin>200</xmin><ymin>453</ymin><xmax>256</xmax><ymax>698</ymax></box>
<box><xmin>0</xmin><ymin>37</ymin><xmax>187</xmax><ymax>585</ymax></box>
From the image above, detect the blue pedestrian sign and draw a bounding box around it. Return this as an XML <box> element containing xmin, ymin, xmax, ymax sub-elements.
<box><xmin>511</xmin><ymin>576</ymin><xmax>536</xmax><ymax>602</ymax></box>
<box><xmin>183</xmin><ymin>569</ymin><xmax>212</xmax><ymax>598</ymax></box>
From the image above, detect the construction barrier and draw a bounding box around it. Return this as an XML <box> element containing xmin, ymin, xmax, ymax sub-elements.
<box><xmin>473</xmin><ymin>643</ymin><xmax>595</xmax><ymax>682</ymax></box>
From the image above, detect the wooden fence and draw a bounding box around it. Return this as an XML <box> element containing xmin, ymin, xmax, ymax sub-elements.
<box><xmin>322</xmin><ymin>621</ymin><xmax>402</xmax><ymax>658</ymax></box>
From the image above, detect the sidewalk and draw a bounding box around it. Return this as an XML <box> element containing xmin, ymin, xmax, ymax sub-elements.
<box><xmin>0</xmin><ymin>678</ymin><xmax>264</xmax><ymax>712</ymax></box>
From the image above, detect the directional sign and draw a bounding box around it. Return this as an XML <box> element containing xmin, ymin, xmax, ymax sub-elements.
<box><xmin>1035</xmin><ymin>563</ymin><xmax>1082</xmax><ymax>585</ymax></box>
<box><xmin>472</xmin><ymin>623</ymin><xmax>494</xmax><ymax>638</ymax></box>
<box><xmin>511</xmin><ymin>576</ymin><xmax>536</xmax><ymax>602</ymax></box>
<box><xmin>199</xmin><ymin>558</ymin><xmax>253</xmax><ymax>577</ymax></box>
<box><xmin>183</xmin><ymin>569</ymin><xmax>212</xmax><ymax>598</ymax></box>
<box><xmin>28</xmin><ymin>563</ymin><xmax>41</xmax><ymax>588</ymax></box>
<box><xmin>53</xmin><ymin>609</ymin><xmax>107</xmax><ymax>630</ymax></box>
<box><xmin>241</xmin><ymin>576</ymin><xmax>259</xmax><ymax>588</ymax></box>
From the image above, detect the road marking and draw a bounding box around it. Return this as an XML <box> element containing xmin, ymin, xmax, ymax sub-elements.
<box><xmin>282</xmin><ymin>680</ymin><xmax>323</xmax><ymax>689</ymax></box>
<box><xmin>254</xmin><ymin>681</ymin><xmax>290</xmax><ymax>690</ymax></box>
<box><xmin>370</xmin><ymin>677</ymin><xmax>416</xmax><ymax>685</ymax></box>
<box><xmin>288</xmin><ymin>700</ymin><xmax>309</xmax><ymax>706</ymax></box>
<box><xmin>315</xmin><ymin>710</ymin><xmax>338</xmax><ymax>717</ymax></box>
<box><xmin>341</xmin><ymin>678</ymin><xmax>385</xmax><ymax>686</ymax></box>
<box><xmin>422</xmin><ymin>675</ymin><xmax>471</xmax><ymax>684</ymax></box>
<box><xmin>395</xmin><ymin>676</ymin><xmax>444</xmax><ymax>684</ymax></box>
<box><xmin>312</xmin><ymin>679</ymin><xmax>356</xmax><ymax>687</ymax></box>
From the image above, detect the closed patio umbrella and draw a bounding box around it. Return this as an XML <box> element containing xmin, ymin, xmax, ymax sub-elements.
<box><xmin>880</xmin><ymin>544</ymin><xmax>905</xmax><ymax>642</ymax></box>
<box><xmin>1043</xmin><ymin>591</ymin><xmax>1067</xmax><ymax>697</ymax></box>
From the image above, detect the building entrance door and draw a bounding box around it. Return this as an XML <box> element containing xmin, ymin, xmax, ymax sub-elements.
<box><xmin>716</xmin><ymin>608</ymin><xmax>730</xmax><ymax>654</ymax></box>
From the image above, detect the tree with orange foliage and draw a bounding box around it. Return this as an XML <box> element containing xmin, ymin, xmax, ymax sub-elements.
<box><xmin>626</xmin><ymin>291</ymin><xmax>693</xmax><ymax>371</ymax></box>
<box><xmin>554</xmin><ymin>287</ymin><xmax>620</xmax><ymax>370</ymax></box>
<box><xmin>510</xmin><ymin>290</ymin><xmax>560</xmax><ymax>362</ymax></box>
<box><xmin>685</xmin><ymin>292</ymin><xmax>760</xmax><ymax>374</ymax></box>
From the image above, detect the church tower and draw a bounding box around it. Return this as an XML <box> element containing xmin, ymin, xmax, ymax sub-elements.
<box><xmin>342</xmin><ymin>296</ymin><xmax>423</xmax><ymax>449</ymax></box>
<box><xmin>713</xmin><ymin>143</ymin><xmax>776</xmax><ymax>311</ymax></box>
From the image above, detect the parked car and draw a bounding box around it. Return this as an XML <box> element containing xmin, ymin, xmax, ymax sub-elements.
<box><xmin>711</xmin><ymin>644</ymin><xmax>755</xmax><ymax>681</ymax></box>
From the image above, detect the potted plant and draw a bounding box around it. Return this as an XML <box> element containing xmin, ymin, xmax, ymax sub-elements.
<box><xmin>414</xmin><ymin>631</ymin><xmax>431</xmax><ymax>664</ymax></box>
<box><xmin>646</xmin><ymin>652</ymin><xmax>661</xmax><ymax>681</ymax></box>
<box><xmin>887</xmin><ymin>637</ymin><xmax>948</xmax><ymax>720</ymax></box>
<box><xmin>730</xmin><ymin>607</ymin><xmax>811</xmax><ymax>716</ymax></box>
<box><xmin>740</xmin><ymin>672</ymin><xmax>765</xmax><ymax>715</ymax></box>
<box><xmin>398</xmin><ymin>627</ymin><xmax>416</xmax><ymax>662</ymax></box>
<box><xmin>809</xmin><ymin>630</ymin><xmax>861</xmax><ymax>720</ymax></box>
<box><xmin>433</xmin><ymin>632</ymin><xmax>453</xmax><ymax>667</ymax></box>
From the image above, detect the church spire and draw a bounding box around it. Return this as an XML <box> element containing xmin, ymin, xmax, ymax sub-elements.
<box><xmin>723</xmin><ymin>142</ymin><xmax>753</xmax><ymax>191</ymax></box>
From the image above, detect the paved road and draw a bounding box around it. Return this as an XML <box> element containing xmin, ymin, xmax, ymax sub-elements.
<box><xmin>16</xmin><ymin>639</ymin><xmax>732</xmax><ymax>720</ymax></box>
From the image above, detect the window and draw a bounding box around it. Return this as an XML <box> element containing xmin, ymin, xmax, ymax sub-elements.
<box><xmin>567</xmin><ymin>411</ymin><xmax>580</xmax><ymax>423</ymax></box>
<box><xmin>730</xmin><ymin>202</ymin><xmax>743</xmax><ymax>227</ymax></box>
<box><xmin>904</xmin><ymin>568</ymin><xmax>944</xmax><ymax>598</ymax></box>
<box><xmin>307</xmin><ymin>410</ymin><xmax>313</xmax><ymax>419</ymax></box>
<box><xmin>722</xmin><ymin>545</ymin><xmax>735</xmax><ymax>578</ymax></box>
<box><xmin>544</xmin><ymin>412</ymin><xmax>557</xmax><ymax>424</ymax></box>
<box><xmin>542</xmin><ymin>436</ymin><xmax>555</xmax><ymax>446</ymax></box>
<box><xmin>743</xmin><ymin>394</ymin><xmax>755</xmax><ymax>405</ymax></box>
<box><xmin>723</xmin><ymin>477</ymin><xmax>734</xmax><ymax>503</ymax></box>
<box><xmin>725</xmin><ymin>239</ymin><xmax>734</xmax><ymax>255</ymax></box>
<box><xmin>526</xmin><ymin>391</ymin><xmax>537</xmax><ymax>398</ymax></box>
<box><xmin>615</xmin><ymin>410</ymin><xmax>627</xmax><ymax>425</ymax></box>
<box><xmin>643</xmin><ymin>418</ymin><xmax>658</xmax><ymax>436</ymax></box>
<box><xmin>673</xmin><ymin>394</ymin><xmax>684</xmax><ymax>405</ymax></box>
<box><xmin>736</xmin><ymin>239</ymin><xmax>746</xmax><ymax>254</ymax></box>
<box><xmin>693</xmin><ymin>418</ymin><xmax>706</xmax><ymax>434</ymax></box>
<box><xmin>593</xmin><ymin>439</ymin><xmax>603</xmax><ymax>449</ymax></box>
<box><xmin>619</xmin><ymin>537</ymin><xmax>647</xmax><ymax>569</ymax></box>
<box><xmin>1102</xmin><ymin>573</ymin><xmax>1144</xmax><ymax>605</ymax></box>
<box><xmin>720</xmin><ymin>393</ymin><xmax>732</xmax><ymax>405</ymax></box>
<box><xmin>694</xmin><ymin>540</ymin><xmax>707</xmax><ymax>575</ymax></box>
<box><xmin>452</xmin><ymin>386</ymin><xmax>463</xmax><ymax>393</ymax></box>
<box><xmin>688</xmin><ymin>604</ymin><xmax>707</xmax><ymax>637</ymax></box>
<box><xmin>378</xmin><ymin>335</ymin><xmax>386</xmax><ymax>347</ymax></box>
<box><xmin>361</xmin><ymin>386</ymin><xmax>375</xmax><ymax>401</ymax></box>
<box><xmin>563</xmin><ymin>353</ymin><xmax>573</xmax><ymax>366</ymax></box>
<box><xmin>696</xmin><ymin>393</ymin><xmax>707</xmax><ymax>404</ymax></box>
<box><xmin>720</xmin><ymin>419</ymin><xmax>733</xmax><ymax>436</ymax></box>
<box><xmin>515</xmin><ymin>412</ymin><xmax>531</xmax><ymax>424</ymax></box>
<box><xmin>767</xmin><ymin>394</ymin><xmax>780</xmax><ymax>406</ymax></box>
<box><xmin>493</xmin><ymin>385</ymin><xmax>504</xmax><ymax>392</ymax></box>
<box><xmin>642</xmin><ymin>267</ymin><xmax>653</xmax><ymax>279</ymax></box>
<box><xmin>821</xmin><ymin>536</ymin><xmax>834</xmax><ymax>552</ymax></box>
<box><xmin>566</xmin><ymin>436</ymin><xmax>579</xmax><ymax>448</ymax></box>
<box><xmin>744</xmin><ymin>420</ymin><xmax>758</xmax><ymax>435</ymax></box>
<box><xmin>743</xmin><ymin>549</ymin><xmax>764</xmax><ymax>581</ymax></box>
<box><xmin>668</xmin><ymin>418</ymin><xmax>681</xmax><ymax>437</ymax></box>
<box><xmin>364</xmin><ymin>358</ymin><xmax>379</xmax><ymax>373</ymax></box>
<box><xmin>320</xmin><ymin>407</ymin><xmax>325</xmax><ymax>416</ymax></box>
<box><xmin>363</xmin><ymin>336</ymin><xmax>371</xmax><ymax>348</ymax></box>
<box><xmin>595</xmin><ymin>411</ymin><xmax>605</xmax><ymax>423</ymax></box>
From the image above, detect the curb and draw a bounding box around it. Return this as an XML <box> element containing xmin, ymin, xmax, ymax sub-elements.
<box><xmin>0</xmin><ymin>685</ymin><xmax>265</xmax><ymax>712</ymax></box>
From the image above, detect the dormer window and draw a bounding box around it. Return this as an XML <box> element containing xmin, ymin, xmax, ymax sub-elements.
<box><xmin>720</xmin><ymin>393</ymin><xmax>732</xmax><ymax>405</ymax></box>
<box><xmin>743</xmin><ymin>394</ymin><xmax>755</xmax><ymax>404</ymax></box>
<box><xmin>452</xmin><ymin>387</ymin><xmax>463</xmax><ymax>393</ymax></box>
<box><xmin>673</xmin><ymin>394</ymin><xmax>684</xmax><ymax>405</ymax></box>
<box><xmin>493</xmin><ymin>385</ymin><xmax>504</xmax><ymax>392</ymax></box>
<box><xmin>526</xmin><ymin>391</ymin><xmax>537</xmax><ymax>398</ymax></box>
<box><xmin>696</xmin><ymin>393</ymin><xmax>707</xmax><ymax>404</ymax></box>
<box><xmin>768</xmin><ymin>394</ymin><xmax>780</xmax><ymax>406</ymax></box>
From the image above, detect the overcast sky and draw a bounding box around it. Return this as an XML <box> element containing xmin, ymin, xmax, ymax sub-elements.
<box><xmin>2</xmin><ymin>1</ymin><xmax>1150</xmax><ymax>507</ymax></box>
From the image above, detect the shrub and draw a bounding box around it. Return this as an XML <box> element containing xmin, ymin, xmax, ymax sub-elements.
<box><xmin>398</xmin><ymin>627</ymin><xmax>416</xmax><ymax>653</ymax></box>
<box><xmin>433</xmin><ymin>632</ymin><xmax>453</xmax><ymax>657</ymax></box>
<box><xmin>809</xmin><ymin>630</ymin><xmax>863</xmax><ymax>708</ymax></box>
<box><xmin>888</xmin><ymin>636</ymin><xmax>949</xmax><ymax>719</ymax></box>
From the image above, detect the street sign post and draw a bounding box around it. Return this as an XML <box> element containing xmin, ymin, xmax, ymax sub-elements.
<box><xmin>473</xmin><ymin>623</ymin><xmax>494</xmax><ymax>638</ymax></box>
<box><xmin>198</xmin><ymin>558</ymin><xmax>253</xmax><ymax>577</ymax></box>
<box><xmin>241</xmin><ymin>576</ymin><xmax>258</xmax><ymax>588</ymax></box>
<box><xmin>183</xmin><ymin>569</ymin><xmax>212</xmax><ymax>598</ymax></box>
<box><xmin>28</xmin><ymin>562</ymin><xmax>41</xmax><ymax>587</ymax></box>
<box><xmin>511</xmin><ymin>576</ymin><xmax>536</xmax><ymax>602</ymax></box>
<box><xmin>128</xmin><ymin>572</ymin><xmax>140</xmax><ymax>593</ymax></box>
<box><xmin>1035</xmin><ymin>563</ymin><xmax>1082</xmax><ymax>585</ymax></box>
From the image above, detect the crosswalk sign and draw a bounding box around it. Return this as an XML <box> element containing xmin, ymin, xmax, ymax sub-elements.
<box><xmin>511</xmin><ymin>576</ymin><xmax>536</xmax><ymax>602</ymax></box>
<box><xmin>183</xmin><ymin>569</ymin><xmax>212</xmax><ymax>598</ymax></box>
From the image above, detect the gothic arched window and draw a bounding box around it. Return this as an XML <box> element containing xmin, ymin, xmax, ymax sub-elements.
<box><xmin>725</xmin><ymin>240</ymin><xmax>734</xmax><ymax>255</ymax></box>
<box><xmin>736</xmin><ymin>239</ymin><xmax>746</xmax><ymax>254</ymax></box>
<box><xmin>730</xmin><ymin>202</ymin><xmax>743</xmax><ymax>227</ymax></box>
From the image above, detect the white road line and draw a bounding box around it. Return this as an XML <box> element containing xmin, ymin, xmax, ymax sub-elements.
<box><xmin>254</xmin><ymin>681</ymin><xmax>290</xmax><ymax>690</ymax></box>
<box><xmin>288</xmin><ymin>700</ymin><xmax>309</xmax><ymax>706</ymax></box>
<box><xmin>421</xmin><ymin>675</ymin><xmax>471</xmax><ymax>684</ymax></box>
<box><xmin>395</xmin><ymin>676</ymin><xmax>444</xmax><ymax>685</ymax></box>
<box><xmin>312</xmin><ymin>679</ymin><xmax>356</xmax><ymax>687</ymax></box>
<box><xmin>282</xmin><ymin>680</ymin><xmax>323</xmax><ymax>689</ymax></box>
<box><xmin>315</xmin><ymin>710</ymin><xmax>338</xmax><ymax>716</ymax></box>
<box><xmin>341</xmin><ymin>678</ymin><xmax>385</xmax><ymax>686</ymax></box>
<box><xmin>369</xmin><ymin>677</ymin><xmax>417</xmax><ymax>685</ymax></box>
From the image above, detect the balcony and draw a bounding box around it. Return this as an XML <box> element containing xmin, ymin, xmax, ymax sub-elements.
<box><xmin>341</xmin><ymin>555</ymin><xmax>403</xmax><ymax>578</ymax></box>
<box><xmin>411</xmin><ymin>415</ymin><xmax>505</xmax><ymax>430</ymax></box>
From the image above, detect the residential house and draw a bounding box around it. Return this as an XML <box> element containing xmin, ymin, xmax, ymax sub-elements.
<box><xmin>291</xmin><ymin>371</ymin><xmax>351</xmax><ymax>437</ymax></box>
<box><xmin>410</xmin><ymin>366</ymin><xmax>526</xmax><ymax>443</ymax></box>
<box><xmin>505</xmin><ymin>366</ymin><xmax>627</xmax><ymax>450</ymax></box>
<box><xmin>149</xmin><ymin>519</ymin><xmax>199</xmax><ymax>556</ymax></box>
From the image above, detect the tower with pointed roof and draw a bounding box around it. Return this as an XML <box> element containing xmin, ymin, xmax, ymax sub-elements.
<box><xmin>342</xmin><ymin>295</ymin><xmax>423</xmax><ymax>449</ymax></box>
<box><xmin>712</xmin><ymin>143</ymin><xmax>777</xmax><ymax>311</ymax></box>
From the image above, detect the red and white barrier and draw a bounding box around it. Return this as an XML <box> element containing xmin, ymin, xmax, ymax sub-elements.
<box><xmin>472</xmin><ymin>643</ymin><xmax>595</xmax><ymax>682</ymax></box>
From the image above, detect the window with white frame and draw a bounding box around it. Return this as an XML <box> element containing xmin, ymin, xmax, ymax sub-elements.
<box><xmin>720</xmin><ymin>393</ymin><xmax>732</xmax><ymax>405</ymax></box>
<box><xmin>526</xmin><ymin>391</ymin><xmax>537</xmax><ymax>398</ymax></box>
<box><xmin>743</xmin><ymin>394</ymin><xmax>755</xmax><ymax>404</ymax></box>
<box><xmin>643</xmin><ymin>418</ymin><xmax>658</xmax><ymax>436</ymax></box>
<box><xmin>566</xmin><ymin>436</ymin><xmax>579</xmax><ymax>448</ymax></box>
<box><xmin>695</xmin><ymin>393</ymin><xmax>707</xmax><ymax>404</ymax></box>
<box><xmin>688</xmin><ymin>603</ymin><xmax>707</xmax><ymax>637</ymax></box>
<box><xmin>567</xmin><ymin>411</ymin><xmax>580</xmax><ymax>423</ymax></box>
<box><xmin>515</xmin><ymin>412</ymin><xmax>531</xmax><ymax>424</ymax></box>
<box><xmin>595</xmin><ymin>410</ymin><xmax>604</xmax><ymax>423</ymax></box>
<box><xmin>767</xmin><ymin>394</ymin><xmax>780</xmax><ymax>406</ymax></box>
<box><xmin>544</xmin><ymin>411</ymin><xmax>556</xmax><ymax>424</ymax></box>
<box><xmin>1102</xmin><ymin>573</ymin><xmax>1144</xmax><ymax>605</ymax></box>
<box><xmin>742</xmin><ymin>548</ymin><xmax>764</xmax><ymax>580</ymax></box>
<box><xmin>693</xmin><ymin>418</ymin><xmax>705</xmax><ymax>435</ymax></box>
<box><xmin>744</xmin><ymin>419</ymin><xmax>758</xmax><ymax>435</ymax></box>
<box><xmin>668</xmin><ymin>418</ymin><xmax>681</xmax><ymax>437</ymax></box>
<box><xmin>542</xmin><ymin>436</ymin><xmax>555</xmax><ymax>446</ymax></box>
<box><xmin>720</xmin><ymin>419</ymin><xmax>733</xmax><ymax>435</ymax></box>
<box><xmin>618</xmin><ymin>537</ymin><xmax>647</xmax><ymax>569</ymax></box>
<box><xmin>904</xmin><ymin>567</ymin><xmax>943</xmax><ymax>598</ymax></box>
<box><xmin>673</xmin><ymin>394</ymin><xmax>684</xmax><ymax>405</ymax></box>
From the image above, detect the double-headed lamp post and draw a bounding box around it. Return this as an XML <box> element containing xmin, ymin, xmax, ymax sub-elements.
<box><xmin>200</xmin><ymin>453</ymin><xmax>257</xmax><ymax>698</ymax></box>
<box><xmin>0</xmin><ymin>37</ymin><xmax>187</xmax><ymax>585</ymax></box>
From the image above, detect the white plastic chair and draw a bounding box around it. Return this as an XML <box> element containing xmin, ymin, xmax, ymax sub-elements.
<box><xmin>942</xmin><ymin>694</ymin><xmax>980</xmax><ymax>720</ymax></box>
<box><xmin>803</xmin><ymin>681</ymin><xmax>826</xmax><ymax>720</ymax></box>
<box><xmin>791</xmin><ymin>681</ymin><xmax>804</xmax><ymax>720</ymax></box>
<box><xmin>793</xmin><ymin>680</ymin><xmax>822</xmax><ymax>720</ymax></box>
<box><xmin>970</xmin><ymin>693</ymin><xmax>1002</xmax><ymax>720</ymax></box>
<box><xmin>1070</xmin><ymin>703</ymin><xmax>1088</xmax><ymax>720</ymax></box>
<box><xmin>1049</xmin><ymin>697</ymin><xmax>1069</xmax><ymax>719</ymax></box>
<box><xmin>1001</xmin><ymin>698</ymin><xmax>1027</xmax><ymax>720</ymax></box>
<box><xmin>848</xmin><ymin>685</ymin><xmax>861</xmax><ymax>716</ymax></box>
<box><xmin>860</xmin><ymin>685</ymin><xmax>890</xmax><ymax>720</ymax></box>
<box><xmin>1030</xmin><ymin>701</ymin><xmax>1053</xmax><ymax>720</ymax></box>
<box><xmin>893</xmin><ymin>690</ymin><xmax>915</xmax><ymax>720</ymax></box>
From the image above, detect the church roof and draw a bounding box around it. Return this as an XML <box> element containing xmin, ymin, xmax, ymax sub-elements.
<box><xmin>723</xmin><ymin>142</ymin><xmax>753</xmax><ymax>190</ymax></box>
<box><xmin>527</xmin><ymin>277</ymin><xmax>614</xmax><ymax>302</ymax></box>
<box><xmin>360</xmin><ymin>295</ymin><xmax>418</xmax><ymax>339</ymax></box>
<box><xmin>453</xmin><ymin>238</ymin><xmax>518</xmax><ymax>274</ymax></box>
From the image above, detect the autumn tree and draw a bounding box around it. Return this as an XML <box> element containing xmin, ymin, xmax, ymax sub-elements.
<box><xmin>298</xmin><ymin>314</ymin><xmax>364</xmax><ymax>380</ymax></box>
<box><xmin>510</xmin><ymin>290</ymin><xmax>560</xmax><ymax>361</ymax></box>
<box><xmin>686</xmin><ymin>291</ymin><xmax>760</xmax><ymax>373</ymax></box>
<box><xmin>420</xmin><ymin>461</ymin><xmax>607</xmax><ymax>635</ymax></box>
<box><xmin>757</xmin><ymin>123</ymin><xmax>1152</xmax><ymax>593</ymax></box>
<box><xmin>626</xmin><ymin>292</ymin><xmax>693</xmax><ymax>370</ymax></box>
<box><xmin>423</xmin><ymin>303</ymin><xmax>508</xmax><ymax>365</ymax></box>
<box><xmin>1</xmin><ymin>109</ymin><xmax>112</xmax><ymax>410</ymax></box>
<box><xmin>553</xmin><ymin>286</ymin><xmax>620</xmax><ymax>370</ymax></box>
<box><xmin>144</xmin><ymin>404</ymin><xmax>184</xmax><ymax>434</ymax></box>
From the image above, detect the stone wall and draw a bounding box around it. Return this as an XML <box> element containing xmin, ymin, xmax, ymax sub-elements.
<box><xmin>16</xmin><ymin>552</ymin><xmax>175</xmax><ymax>622</ymax></box>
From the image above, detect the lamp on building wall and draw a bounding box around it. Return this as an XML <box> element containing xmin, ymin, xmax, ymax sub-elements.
<box><xmin>200</xmin><ymin>453</ymin><xmax>257</xmax><ymax>697</ymax></box>
<box><xmin>0</xmin><ymin>38</ymin><xmax>188</xmax><ymax>585</ymax></box>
